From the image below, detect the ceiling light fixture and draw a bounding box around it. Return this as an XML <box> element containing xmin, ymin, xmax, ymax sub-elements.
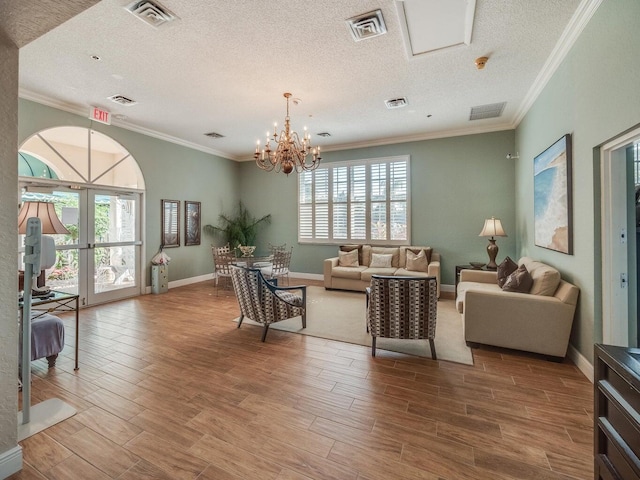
<box><xmin>254</xmin><ymin>93</ymin><xmax>321</xmax><ymax>175</ymax></box>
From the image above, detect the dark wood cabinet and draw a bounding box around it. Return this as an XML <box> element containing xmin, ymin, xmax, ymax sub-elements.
<box><xmin>595</xmin><ymin>344</ymin><xmax>640</xmax><ymax>479</ymax></box>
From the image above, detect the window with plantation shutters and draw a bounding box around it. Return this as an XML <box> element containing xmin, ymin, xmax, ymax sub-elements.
<box><xmin>298</xmin><ymin>155</ymin><xmax>410</xmax><ymax>244</ymax></box>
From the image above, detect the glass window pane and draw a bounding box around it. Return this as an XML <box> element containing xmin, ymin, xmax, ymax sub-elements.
<box><xmin>333</xmin><ymin>167</ymin><xmax>347</xmax><ymax>203</ymax></box>
<box><xmin>315</xmin><ymin>204</ymin><xmax>329</xmax><ymax>239</ymax></box>
<box><xmin>371</xmin><ymin>202</ymin><xmax>387</xmax><ymax>240</ymax></box>
<box><xmin>391</xmin><ymin>201</ymin><xmax>407</xmax><ymax>240</ymax></box>
<box><xmin>351</xmin><ymin>204</ymin><xmax>366</xmax><ymax>239</ymax></box>
<box><xmin>333</xmin><ymin>204</ymin><xmax>347</xmax><ymax>239</ymax></box>
<box><xmin>94</xmin><ymin>246</ymin><xmax>137</xmax><ymax>293</ymax></box>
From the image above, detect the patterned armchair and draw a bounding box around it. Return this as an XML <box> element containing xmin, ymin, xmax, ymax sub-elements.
<box><xmin>230</xmin><ymin>265</ymin><xmax>306</xmax><ymax>342</ymax></box>
<box><xmin>366</xmin><ymin>275</ymin><xmax>438</xmax><ymax>359</ymax></box>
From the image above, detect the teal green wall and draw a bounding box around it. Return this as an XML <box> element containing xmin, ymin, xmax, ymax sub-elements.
<box><xmin>515</xmin><ymin>0</ymin><xmax>640</xmax><ymax>363</ymax></box>
<box><xmin>240</xmin><ymin>130</ymin><xmax>516</xmax><ymax>285</ymax></box>
<box><xmin>18</xmin><ymin>99</ymin><xmax>240</xmax><ymax>284</ymax></box>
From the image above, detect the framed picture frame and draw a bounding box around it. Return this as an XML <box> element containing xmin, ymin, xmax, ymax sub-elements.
<box><xmin>184</xmin><ymin>201</ymin><xmax>201</xmax><ymax>246</ymax></box>
<box><xmin>161</xmin><ymin>199</ymin><xmax>180</xmax><ymax>248</ymax></box>
<box><xmin>534</xmin><ymin>134</ymin><xmax>573</xmax><ymax>254</ymax></box>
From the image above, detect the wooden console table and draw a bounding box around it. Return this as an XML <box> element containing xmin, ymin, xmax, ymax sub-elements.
<box><xmin>19</xmin><ymin>291</ymin><xmax>80</xmax><ymax>370</ymax></box>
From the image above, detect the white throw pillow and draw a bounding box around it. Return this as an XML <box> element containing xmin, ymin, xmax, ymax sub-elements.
<box><xmin>338</xmin><ymin>249</ymin><xmax>359</xmax><ymax>267</ymax></box>
<box><xmin>406</xmin><ymin>249</ymin><xmax>429</xmax><ymax>272</ymax></box>
<box><xmin>370</xmin><ymin>253</ymin><xmax>393</xmax><ymax>268</ymax></box>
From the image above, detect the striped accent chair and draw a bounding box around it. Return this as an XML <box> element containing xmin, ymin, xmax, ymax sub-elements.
<box><xmin>230</xmin><ymin>265</ymin><xmax>306</xmax><ymax>342</ymax></box>
<box><xmin>366</xmin><ymin>275</ymin><xmax>438</xmax><ymax>359</ymax></box>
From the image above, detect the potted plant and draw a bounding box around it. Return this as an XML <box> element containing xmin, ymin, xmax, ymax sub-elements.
<box><xmin>204</xmin><ymin>202</ymin><xmax>271</xmax><ymax>254</ymax></box>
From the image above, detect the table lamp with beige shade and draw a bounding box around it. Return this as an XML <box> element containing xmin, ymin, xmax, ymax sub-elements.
<box><xmin>479</xmin><ymin>216</ymin><xmax>507</xmax><ymax>270</ymax></box>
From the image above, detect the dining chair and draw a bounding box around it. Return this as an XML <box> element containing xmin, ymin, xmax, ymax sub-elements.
<box><xmin>268</xmin><ymin>242</ymin><xmax>287</xmax><ymax>254</ymax></box>
<box><xmin>260</xmin><ymin>247</ymin><xmax>292</xmax><ymax>285</ymax></box>
<box><xmin>212</xmin><ymin>243</ymin><xmax>231</xmax><ymax>255</ymax></box>
<box><xmin>366</xmin><ymin>275</ymin><xmax>438</xmax><ymax>359</ymax></box>
<box><xmin>212</xmin><ymin>249</ymin><xmax>235</xmax><ymax>295</ymax></box>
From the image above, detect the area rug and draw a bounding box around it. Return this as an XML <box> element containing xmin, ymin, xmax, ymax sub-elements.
<box><xmin>234</xmin><ymin>286</ymin><xmax>473</xmax><ymax>365</ymax></box>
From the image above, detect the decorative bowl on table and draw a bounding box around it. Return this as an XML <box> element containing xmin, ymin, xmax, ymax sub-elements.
<box><xmin>469</xmin><ymin>262</ymin><xmax>486</xmax><ymax>269</ymax></box>
<box><xmin>238</xmin><ymin>245</ymin><xmax>256</xmax><ymax>257</ymax></box>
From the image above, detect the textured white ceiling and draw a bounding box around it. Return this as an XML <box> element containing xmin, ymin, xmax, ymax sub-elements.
<box><xmin>17</xmin><ymin>0</ymin><xmax>584</xmax><ymax>160</ymax></box>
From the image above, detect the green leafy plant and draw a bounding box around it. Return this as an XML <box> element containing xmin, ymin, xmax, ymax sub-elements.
<box><xmin>204</xmin><ymin>202</ymin><xmax>271</xmax><ymax>250</ymax></box>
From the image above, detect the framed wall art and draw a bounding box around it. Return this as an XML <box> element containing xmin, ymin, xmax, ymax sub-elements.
<box><xmin>184</xmin><ymin>201</ymin><xmax>201</xmax><ymax>246</ymax></box>
<box><xmin>161</xmin><ymin>199</ymin><xmax>180</xmax><ymax>248</ymax></box>
<box><xmin>534</xmin><ymin>134</ymin><xmax>573</xmax><ymax>254</ymax></box>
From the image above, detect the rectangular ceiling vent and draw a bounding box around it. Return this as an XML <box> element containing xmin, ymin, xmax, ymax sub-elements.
<box><xmin>346</xmin><ymin>10</ymin><xmax>387</xmax><ymax>42</ymax></box>
<box><xmin>317</xmin><ymin>132</ymin><xmax>332</xmax><ymax>137</ymax></box>
<box><xmin>108</xmin><ymin>94</ymin><xmax>138</xmax><ymax>106</ymax></box>
<box><xmin>125</xmin><ymin>1</ymin><xmax>178</xmax><ymax>28</ymax></box>
<box><xmin>469</xmin><ymin>102</ymin><xmax>506</xmax><ymax>120</ymax></box>
<box><xmin>385</xmin><ymin>97</ymin><xmax>408</xmax><ymax>109</ymax></box>
<box><xmin>204</xmin><ymin>132</ymin><xmax>224</xmax><ymax>139</ymax></box>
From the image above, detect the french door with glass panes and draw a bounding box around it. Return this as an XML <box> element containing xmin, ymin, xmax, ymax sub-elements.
<box><xmin>19</xmin><ymin>185</ymin><xmax>142</xmax><ymax>306</ymax></box>
<box><xmin>86</xmin><ymin>189</ymin><xmax>141</xmax><ymax>304</ymax></box>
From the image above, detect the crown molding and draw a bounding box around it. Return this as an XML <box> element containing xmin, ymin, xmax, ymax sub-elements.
<box><xmin>235</xmin><ymin>121</ymin><xmax>517</xmax><ymax>162</ymax></box>
<box><xmin>513</xmin><ymin>0</ymin><xmax>603</xmax><ymax>126</ymax></box>
<box><xmin>18</xmin><ymin>89</ymin><xmax>239</xmax><ymax>161</ymax></box>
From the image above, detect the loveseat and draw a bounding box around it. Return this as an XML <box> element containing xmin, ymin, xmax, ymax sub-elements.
<box><xmin>324</xmin><ymin>245</ymin><xmax>441</xmax><ymax>298</ymax></box>
<box><xmin>456</xmin><ymin>256</ymin><xmax>579</xmax><ymax>358</ymax></box>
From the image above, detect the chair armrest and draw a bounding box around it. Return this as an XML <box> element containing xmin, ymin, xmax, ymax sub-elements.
<box><xmin>263</xmin><ymin>281</ymin><xmax>307</xmax><ymax>307</ymax></box>
<box><xmin>459</xmin><ymin>269</ymin><xmax>498</xmax><ymax>284</ymax></box>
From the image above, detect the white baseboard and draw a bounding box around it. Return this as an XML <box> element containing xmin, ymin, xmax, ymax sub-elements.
<box><xmin>0</xmin><ymin>446</ymin><xmax>22</xmax><ymax>479</ymax></box>
<box><xmin>568</xmin><ymin>344</ymin><xmax>593</xmax><ymax>383</ymax></box>
<box><xmin>143</xmin><ymin>273</ymin><xmax>453</xmax><ymax>293</ymax></box>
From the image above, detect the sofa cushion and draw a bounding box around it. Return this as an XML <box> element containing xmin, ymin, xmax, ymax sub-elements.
<box><xmin>370</xmin><ymin>253</ymin><xmax>393</xmax><ymax>268</ymax></box>
<box><xmin>361</xmin><ymin>267</ymin><xmax>397</xmax><ymax>282</ymax></box>
<box><xmin>371</xmin><ymin>247</ymin><xmax>400</xmax><ymax>267</ymax></box>
<box><xmin>332</xmin><ymin>265</ymin><xmax>368</xmax><ymax>280</ymax></box>
<box><xmin>339</xmin><ymin>249</ymin><xmax>359</xmax><ymax>267</ymax></box>
<box><xmin>340</xmin><ymin>244</ymin><xmax>363</xmax><ymax>265</ymax></box>
<box><xmin>502</xmin><ymin>264</ymin><xmax>533</xmax><ymax>293</ymax></box>
<box><xmin>520</xmin><ymin>257</ymin><xmax>561</xmax><ymax>296</ymax></box>
<box><xmin>497</xmin><ymin>256</ymin><xmax>518</xmax><ymax>288</ymax></box>
<box><xmin>406</xmin><ymin>247</ymin><xmax>432</xmax><ymax>265</ymax></box>
<box><xmin>395</xmin><ymin>268</ymin><xmax>431</xmax><ymax>278</ymax></box>
<box><xmin>406</xmin><ymin>249</ymin><xmax>429</xmax><ymax>272</ymax></box>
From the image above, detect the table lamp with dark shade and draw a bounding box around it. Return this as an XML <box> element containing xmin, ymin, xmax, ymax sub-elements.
<box><xmin>479</xmin><ymin>216</ymin><xmax>507</xmax><ymax>270</ymax></box>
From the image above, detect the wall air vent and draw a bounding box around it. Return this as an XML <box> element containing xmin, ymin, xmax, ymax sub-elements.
<box><xmin>317</xmin><ymin>132</ymin><xmax>332</xmax><ymax>137</ymax></box>
<box><xmin>125</xmin><ymin>0</ymin><xmax>178</xmax><ymax>28</ymax></box>
<box><xmin>469</xmin><ymin>102</ymin><xmax>506</xmax><ymax>120</ymax></box>
<box><xmin>108</xmin><ymin>95</ymin><xmax>137</xmax><ymax>106</ymax></box>
<box><xmin>346</xmin><ymin>10</ymin><xmax>387</xmax><ymax>42</ymax></box>
<box><xmin>385</xmin><ymin>97</ymin><xmax>408</xmax><ymax>109</ymax></box>
<box><xmin>204</xmin><ymin>132</ymin><xmax>224</xmax><ymax>139</ymax></box>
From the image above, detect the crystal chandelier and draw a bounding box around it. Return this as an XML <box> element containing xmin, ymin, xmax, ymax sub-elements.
<box><xmin>254</xmin><ymin>93</ymin><xmax>321</xmax><ymax>175</ymax></box>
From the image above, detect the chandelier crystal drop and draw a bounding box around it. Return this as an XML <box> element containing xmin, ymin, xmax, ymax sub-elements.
<box><xmin>254</xmin><ymin>92</ymin><xmax>321</xmax><ymax>175</ymax></box>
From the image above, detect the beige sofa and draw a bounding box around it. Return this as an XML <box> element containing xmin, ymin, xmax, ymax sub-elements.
<box><xmin>456</xmin><ymin>257</ymin><xmax>579</xmax><ymax>358</ymax></box>
<box><xmin>324</xmin><ymin>245</ymin><xmax>441</xmax><ymax>298</ymax></box>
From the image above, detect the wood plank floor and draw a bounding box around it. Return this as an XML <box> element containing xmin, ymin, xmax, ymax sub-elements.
<box><xmin>10</xmin><ymin>278</ymin><xmax>594</xmax><ymax>480</ymax></box>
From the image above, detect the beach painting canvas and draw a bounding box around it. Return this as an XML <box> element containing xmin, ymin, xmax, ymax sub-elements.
<box><xmin>534</xmin><ymin>134</ymin><xmax>573</xmax><ymax>254</ymax></box>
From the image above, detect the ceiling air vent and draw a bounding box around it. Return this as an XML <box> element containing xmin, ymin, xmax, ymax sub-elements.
<box><xmin>108</xmin><ymin>94</ymin><xmax>137</xmax><ymax>106</ymax></box>
<box><xmin>125</xmin><ymin>0</ymin><xmax>178</xmax><ymax>28</ymax></box>
<box><xmin>469</xmin><ymin>102</ymin><xmax>506</xmax><ymax>120</ymax></box>
<box><xmin>204</xmin><ymin>132</ymin><xmax>224</xmax><ymax>139</ymax></box>
<box><xmin>346</xmin><ymin>10</ymin><xmax>387</xmax><ymax>42</ymax></box>
<box><xmin>317</xmin><ymin>132</ymin><xmax>331</xmax><ymax>137</ymax></box>
<box><xmin>385</xmin><ymin>97</ymin><xmax>408</xmax><ymax>109</ymax></box>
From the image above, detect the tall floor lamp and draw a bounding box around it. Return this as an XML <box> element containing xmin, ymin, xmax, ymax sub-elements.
<box><xmin>17</xmin><ymin>201</ymin><xmax>75</xmax><ymax>441</ymax></box>
<box><xmin>479</xmin><ymin>216</ymin><xmax>507</xmax><ymax>270</ymax></box>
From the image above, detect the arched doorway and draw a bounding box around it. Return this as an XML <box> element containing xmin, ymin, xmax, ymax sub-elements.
<box><xmin>19</xmin><ymin>126</ymin><xmax>145</xmax><ymax>306</ymax></box>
